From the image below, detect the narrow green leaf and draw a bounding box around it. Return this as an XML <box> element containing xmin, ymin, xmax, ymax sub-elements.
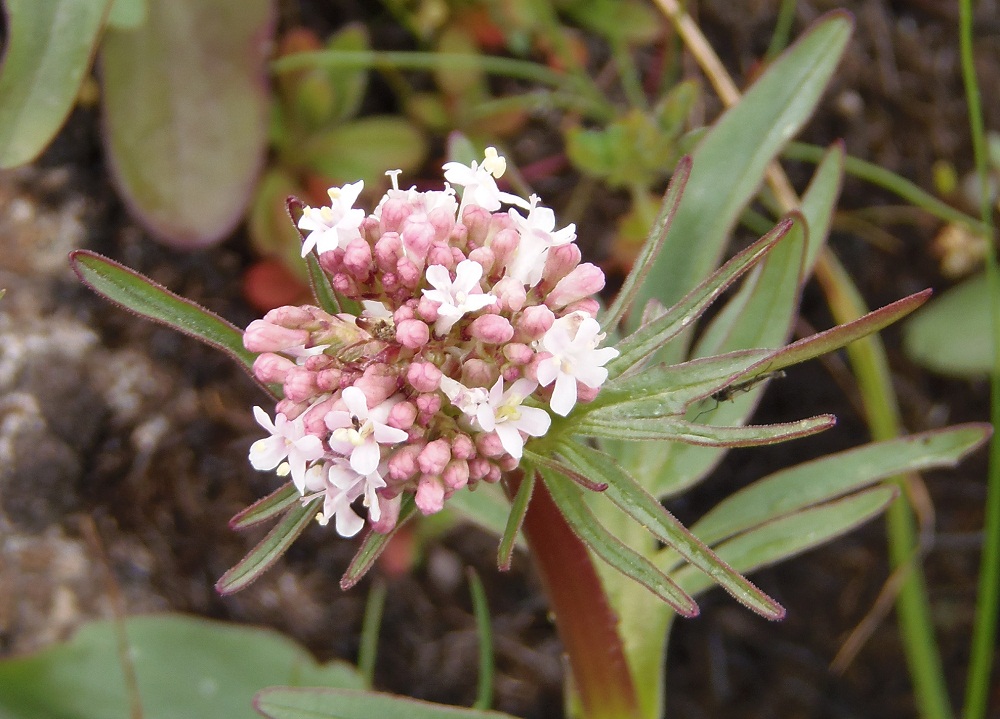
<box><xmin>467</xmin><ymin>569</ymin><xmax>495</xmax><ymax>710</ymax></box>
<box><xmin>358</xmin><ymin>581</ymin><xmax>386</xmax><ymax>688</ymax></box>
<box><xmin>341</xmin><ymin>496</ymin><xmax>418</xmax><ymax>590</ymax></box>
<box><xmin>230</xmin><ymin>483</ymin><xmax>299</xmax><ymax>530</ymax></box>
<box><xmin>307</xmin><ymin>253</ymin><xmax>341</xmax><ymax>314</ymax></box>
<box><xmin>685</xmin><ymin>424</ymin><xmax>991</xmax><ymax>550</ymax></box>
<box><xmin>497</xmin><ymin>471</ymin><xmax>533</xmax><ymax>571</ymax></box>
<box><xmin>0</xmin><ymin>614</ymin><xmax>363</xmax><ymax>719</ymax></box>
<box><xmin>255</xmin><ymin>687</ymin><xmax>520</xmax><ymax>719</ymax></box>
<box><xmin>216</xmin><ymin>499</ymin><xmax>319</xmax><ymax>595</ymax></box>
<box><xmin>540</xmin><ymin>466</ymin><xmax>698</xmax><ymax>617</ymax></box>
<box><xmin>441</xmin><ymin>483</ymin><xmax>522</xmax><ymax>551</ymax></box>
<box><xmin>602</xmin><ymin>156</ymin><xmax>692</xmax><ymax>330</ymax></box>
<box><xmin>577</xmin><ymin>413</ymin><xmax>835</xmax><ymax>445</ymax></box>
<box><xmin>0</xmin><ymin>0</ymin><xmax>112</xmax><ymax>168</ymax></box>
<box><xmin>629</xmin><ymin>12</ymin><xmax>853</xmax><ymax>331</ymax></box>
<box><xmin>672</xmin><ymin>487</ymin><xmax>897</xmax><ymax>598</ymax></box>
<box><xmin>100</xmin><ymin>0</ymin><xmax>273</xmax><ymax>247</ymax></box>
<box><xmin>609</xmin><ymin>218</ymin><xmax>793</xmax><ymax>378</ymax></box>
<box><xmin>69</xmin><ymin>250</ymin><xmax>265</xmax><ymax>382</ymax></box>
<box><xmin>556</xmin><ymin>441</ymin><xmax>784</xmax><ymax>619</ymax></box>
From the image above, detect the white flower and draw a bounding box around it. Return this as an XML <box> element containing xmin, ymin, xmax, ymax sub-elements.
<box><xmin>297</xmin><ymin>181</ymin><xmax>366</xmax><ymax>256</ymax></box>
<box><xmin>248</xmin><ymin>407</ymin><xmax>325</xmax><ymax>492</ymax></box>
<box><xmin>506</xmin><ymin>196</ymin><xmax>577</xmax><ymax>287</ymax></box>
<box><xmin>443</xmin><ymin>147</ymin><xmax>529</xmax><ymax>213</ymax></box>
<box><xmin>422</xmin><ymin>260</ymin><xmax>498</xmax><ymax>335</ymax></box>
<box><xmin>439</xmin><ymin>375</ymin><xmax>491</xmax><ymax>417</ymax></box>
<box><xmin>537</xmin><ymin>313</ymin><xmax>619</xmax><ymax>416</ymax></box>
<box><xmin>325</xmin><ymin>387</ymin><xmax>408</xmax><ymax>475</ymax></box>
<box><xmin>477</xmin><ymin>377</ymin><xmax>551</xmax><ymax>459</ymax></box>
<box><xmin>302</xmin><ymin>459</ymin><xmax>386</xmax><ymax>537</ymax></box>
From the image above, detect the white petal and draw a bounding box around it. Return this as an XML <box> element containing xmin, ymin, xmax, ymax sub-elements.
<box><xmin>374</xmin><ymin>423</ymin><xmax>409</xmax><ymax>444</ymax></box>
<box><xmin>335</xmin><ymin>503</ymin><xmax>365</xmax><ymax>537</ymax></box>
<box><xmin>350</xmin><ymin>442</ymin><xmax>381</xmax><ymax>475</ymax></box>
<box><xmin>249</xmin><ymin>436</ymin><xmax>285</xmax><ymax>471</ymax></box>
<box><xmin>342</xmin><ymin>386</ymin><xmax>369</xmax><ymax>418</ymax></box>
<box><xmin>550</xmin><ymin>374</ymin><xmax>577</xmax><ymax>416</ymax></box>
<box><xmin>425</xmin><ymin>264</ymin><xmax>452</xmax><ymax>290</ymax></box>
<box><xmin>493</xmin><ymin>424</ymin><xmax>524</xmax><ymax>459</ymax></box>
<box><xmin>516</xmin><ymin>406</ymin><xmax>552</xmax><ymax>437</ymax></box>
<box><xmin>535</xmin><ymin>357</ymin><xmax>559</xmax><ymax>387</ymax></box>
<box><xmin>252</xmin><ymin>406</ymin><xmax>277</xmax><ymax>433</ymax></box>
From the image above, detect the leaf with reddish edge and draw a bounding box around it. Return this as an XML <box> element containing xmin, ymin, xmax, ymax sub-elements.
<box><xmin>577</xmin><ymin>413</ymin><xmax>836</xmax><ymax>445</ymax></box>
<box><xmin>230</xmin><ymin>482</ymin><xmax>299</xmax><ymax>530</ymax></box>
<box><xmin>99</xmin><ymin>0</ymin><xmax>273</xmax><ymax>248</ymax></box>
<box><xmin>539</xmin><ymin>466</ymin><xmax>698</xmax><ymax>617</ymax></box>
<box><xmin>524</xmin><ymin>451</ymin><xmax>608</xmax><ymax>493</ymax></box>
<box><xmin>672</xmin><ymin>486</ymin><xmax>899</xmax><ymax>598</ymax></box>
<box><xmin>497</xmin><ymin>471</ymin><xmax>533</xmax><ymax>571</ymax></box>
<box><xmin>306</xmin><ymin>253</ymin><xmax>341</xmax><ymax>315</ymax></box>
<box><xmin>69</xmin><ymin>250</ymin><xmax>281</xmax><ymax>396</ymax></box>
<box><xmin>608</xmin><ymin>217</ymin><xmax>795</xmax><ymax>379</ymax></box>
<box><xmin>556</xmin><ymin>441</ymin><xmax>784</xmax><ymax>620</ymax></box>
<box><xmin>341</xmin><ymin>496</ymin><xmax>418</xmax><ymax>590</ymax></box>
<box><xmin>602</xmin><ymin>156</ymin><xmax>692</xmax><ymax>331</ymax></box>
<box><xmin>216</xmin><ymin>498</ymin><xmax>319</xmax><ymax>595</ymax></box>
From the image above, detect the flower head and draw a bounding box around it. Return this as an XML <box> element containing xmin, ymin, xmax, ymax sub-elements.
<box><xmin>537</xmin><ymin>313</ymin><xmax>620</xmax><ymax>416</ymax></box>
<box><xmin>422</xmin><ymin>260</ymin><xmax>497</xmax><ymax>336</ymax></box>
<box><xmin>325</xmin><ymin>387</ymin><xmax>409</xmax><ymax>475</ymax></box>
<box><xmin>477</xmin><ymin>378</ymin><xmax>551</xmax><ymax>459</ymax></box>
<box><xmin>249</xmin><ymin>407</ymin><xmax>325</xmax><ymax>492</ymax></box>
<box><xmin>297</xmin><ymin>181</ymin><xmax>366</xmax><ymax>256</ymax></box>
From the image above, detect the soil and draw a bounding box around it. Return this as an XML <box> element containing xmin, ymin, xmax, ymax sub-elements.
<box><xmin>0</xmin><ymin>1</ymin><xmax>998</xmax><ymax>718</ymax></box>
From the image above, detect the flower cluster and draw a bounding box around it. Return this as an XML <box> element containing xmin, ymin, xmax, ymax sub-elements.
<box><xmin>244</xmin><ymin>148</ymin><xmax>618</xmax><ymax>536</ymax></box>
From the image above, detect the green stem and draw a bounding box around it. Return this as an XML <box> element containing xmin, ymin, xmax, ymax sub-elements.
<box><xmin>816</xmin><ymin>252</ymin><xmax>954</xmax><ymax>719</ymax></box>
<box><xmin>958</xmin><ymin>0</ymin><xmax>1000</xmax><ymax>716</ymax></box>
<box><xmin>765</xmin><ymin>0</ymin><xmax>799</xmax><ymax>60</ymax></box>
<box><xmin>510</xmin><ymin>472</ymin><xmax>641</xmax><ymax>719</ymax></box>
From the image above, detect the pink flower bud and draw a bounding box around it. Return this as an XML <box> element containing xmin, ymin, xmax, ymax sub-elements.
<box><xmin>332</xmin><ymin>272</ymin><xmax>358</xmax><ymax>296</ymax></box>
<box><xmin>489</xmin><ymin>227</ymin><xmax>520</xmax><ymax>266</ymax></box>
<box><xmin>468</xmin><ymin>314</ymin><xmax>514</xmax><ymax>343</ymax></box>
<box><xmin>388</xmin><ymin>400</ymin><xmax>417</xmax><ymax>430</ymax></box>
<box><xmin>416</xmin><ymin>392</ymin><xmax>442</xmax><ymax>416</ymax></box>
<box><xmin>396</xmin><ymin>318</ymin><xmax>430</xmax><ymax>349</ymax></box>
<box><xmin>243</xmin><ymin>320</ymin><xmax>310</xmax><ymax>352</ymax></box>
<box><xmin>542</xmin><ymin>242</ymin><xmax>582</xmax><ymax>286</ymax></box>
<box><xmin>252</xmin><ymin>352</ymin><xmax>296</xmax><ymax>383</ymax></box>
<box><xmin>503</xmin><ymin>343</ymin><xmax>534</xmax><ymax>365</ymax></box>
<box><xmin>396</xmin><ymin>257</ymin><xmax>422</xmax><ymax>288</ymax></box>
<box><xmin>418</xmin><ymin>438</ymin><xmax>452</xmax><ymax>475</ymax></box>
<box><xmin>342</xmin><ymin>237</ymin><xmax>373</xmax><ymax>280</ymax></box>
<box><xmin>276</xmin><ymin>398</ymin><xmax>308</xmax><ymax>420</ymax></box>
<box><xmin>577</xmin><ymin>384</ymin><xmax>601</xmax><ymax>404</ymax></box>
<box><xmin>416</xmin><ymin>296</ymin><xmax>440</xmax><ymax>322</ymax></box>
<box><xmin>316</xmin><ymin>368</ymin><xmax>343</xmax><ymax>391</ymax></box>
<box><xmin>476</xmin><ymin>431</ymin><xmax>505</xmax><ymax>458</ymax></box>
<box><xmin>374</xmin><ymin>232</ymin><xmax>403</xmax><ymax>273</ymax></box>
<box><xmin>318</xmin><ymin>249</ymin><xmax>344</xmax><ymax>276</ymax></box>
<box><xmin>469</xmin><ymin>457</ymin><xmax>491</xmax><ymax>481</ymax></box>
<box><xmin>467</xmin><ymin>246</ymin><xmax>495</xmax><ymax>277</ymax></box>
<box><xmin>283</xmin><ymin>367</ymin><xmax>319</xmax><ymax>403</ymax></box>
<box><xmin>361</xmin><ymin>215</ymin><xmax>382</xmax><ymax>244</ymax></box>
<box><xmin>443</xmin><ymin>459</ymin><xmax>469</xmax><ymax>490</ymax></box>
<box><xmin>426</xmin><ymin>242</ymin><xmax>455</xmax><ymax>269</ymax></box>
<box><xmin>263</xmin><ymin>305</ymin><xmax>314</xmax><ymax>326</ymax></box>
<box><xmin>381</xmin><ymin>271</ymin><xmax>400</xmax><ymax>294</ymax></box>
<box><xmin>461</xmin><ymin>205</ymin><xmax>492</xmax><ymax>247</ymax></box>
<box><xmin>485</xmin><ymin>464</ymin><xmax>502</xmax><ymax>483</ymax></box>
<box><xmin>303</xmin><ymin>353</ymin><xmax>333</xmax><ymax>371</ymax></box>
<box><xmin>489</xmin><ymin>275</ymin><xmax>526</xmax><ymax>312</ymax></box>
<box><xmin>498</xmin><ymin>454</ymin><xmax>519</xmax><ymax>472</ymax></box>
<box><xmin>370</xmin><ymin>493</ymin><xmax>401</xmax><ymax>533</ymax></box>
<box><xmin>388</xmin><ymin>444</ymin><xmax>422</xmax><ymax>481</ymax></box>
<box><xmin>428</xmin><ymin>206</ymin><xmax>457</xmax><ymax>241</ymax></box>
<box><xmin>302</xmin><ymin>395</ymin><xmax>337</xmax><ymax>435</ymax></box>
<box><xmin>563</xmin><ymin>298</ymin><xmax>601</xmax><ymax>317</ymax></box>
<box><xmin>402</xmin><ymin>221</ymin><xmax>435</xmax><ymax>259</ymax></box>
<box><xmin>406</xmin><ymin>361</ymin><xmax>442</xmax><ymax>393</ymax></box>
<box><xmin>516</xmin><ymin>305</ymin><xmax>555</xmax><ymax>341</ymax></box>
<box><xmin>451</xmin><ymin>433</ymin><xmax>475</xmax><ymax>460</ymax></box>
<box><xmin>501</xmin><ymin>365</ymin><xmax>521</xmax><ymax>382</ymax></box>
<box><xmin>546</xmin><ymin>263</ymin><xmax>606</xmax><ymax>310</ymax></box>
<box><xmin>461</xmin><ymin>359</ymin><xmax>494</xmax><ymax>388</ymax></box>
<box><xmin>415</xmin><ymin>474</ymin><xmax>445</xmax><ymax>514</ymax></box>
<box><xmin>379</xmin><ymin>198</ymin><xmax>412</xmax><ymax>233</ymax></box>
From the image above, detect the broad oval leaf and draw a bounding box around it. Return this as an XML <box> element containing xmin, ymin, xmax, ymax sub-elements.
<box><xmin>0</xmin><ymin>614</ymin><xmax>363</xmax><ymax>719</ymax></box>
<box><xmin>0</xmin><ymin>0</ymin><xmax>111</xmax><ymax>168</ymax></box>
<box><xmin>255</xmin><ymin>687</ymin><xmax>520</xmax><ymax>719</ymax></box>
<box><xmin>100</xmin><ymin>0</ymin><xmax>273</xmax><ymax>248</ymax></box>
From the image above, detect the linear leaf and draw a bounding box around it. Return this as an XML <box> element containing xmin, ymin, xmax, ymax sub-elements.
<box><xmin>497</xmin><ymin>472</ymin><xmax>533</xmax><ymax>571</ymax></box>
<box><xmin>556</xmin><ymin>441</ymin><xmax>784</xmax><ymax>619</ymax></box>
<box><xmin>0</xmin><ymin>0</ymin><xmax>111</xmax><ymax>168</ymax></box>
<box><xmin>609</xmin><ymin>218</ymin><xmax>793</xmax><ymax>379</ymax></box>
<box><xmin>672</xmin><ymin>487</ymin><xmax>897</xmax><ymax>598</ymax></box>
<box><xmin>230</xmin><ymin>482</ymin><xmax>299</xmax><ymax>530</ymax></box>
<box><xmin>577</xmin><ymin>414</ymin><xmax>835</xmax><ymax>445</ymax></box>
<box><xmin>70</xmin><ymin>250</ymin><xmax>267</xmax><ymax>384</ymax></box>
<box><xmin>216</xmin><ymin>498</ymin><xmax>319</xmax><ymax>595</ymax></box>
<box><xmin>255</xmin><ymin>687</ymin><xmax>520</xmax><ymax>719</ymax></box>
<box><xmin>540</xmin><ymin>466</ymin><xmax>698</xmax><ymax>617</ymax></box>
<box><xmin>341</xmin><ymin>496</ymin><xmax>418</xmax><ymax>589</ymax></box>
<box><xmin>306</xmin><ymin>253</ymin><xmax>341</xmax><ymax>314</ymax></box>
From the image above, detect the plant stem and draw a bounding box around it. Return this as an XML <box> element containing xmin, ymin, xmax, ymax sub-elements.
<box><xmin>509</xmin><ymin>472</ymin><xmax>641</xmax><ymax>719</ymax></box>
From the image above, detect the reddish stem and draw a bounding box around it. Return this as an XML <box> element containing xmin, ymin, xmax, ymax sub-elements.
<box><xmin>510</xmin><ymin>472</ymin><xmax>641</xmax><ymax>719</ymax></box>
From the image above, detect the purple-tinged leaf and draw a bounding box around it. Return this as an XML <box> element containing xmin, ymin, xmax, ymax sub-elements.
<box><xmin>230</xmin><ymin>482</ymin><xmax>299</xmax><ymax>530</ymax></box>
<box><xmin>216</xmin><ymin>498</ymin><xmax>318</xmax><ymax>595</ymax></box>
<box><xmin>556</xmin><ymin>441</ymin><xmax>784</xmax><ymax>620</ymax></box>
<box><xmin>578</xmin><ymin>413</ymin><xmax>836</xmax><ymax>445</ymax></box>
<box><xmin>0</xmin><ymin>0</ymin><xmax>112</xmax><ymax>168</ymax></box>
<box><xmin>609</xmin><ymin>217</ymin><xmax>794</xmax><ymax>379</ymax></box>
<box><xmin>100</xmin><ymin>0</ymin><xmax>274</xmax><ymax>248</ymax></box>
<box><xmin>540</xmin><ymin>466</ymin><xmax>698</xmax><ymax>617</ymax></box>
<box><xmin>341</xmin><ymin>496</ymin><xmax>418</xmax><ymax>590</ymax></box>
<box><xmin>69</xmin><ymin>251</ymin><xmax>276</xmax><ymax>393</ymax></box>
<box><xmin>525</xmin><ymin>451</ymin><xmax>608</xmax><ymax>493</ymax></box>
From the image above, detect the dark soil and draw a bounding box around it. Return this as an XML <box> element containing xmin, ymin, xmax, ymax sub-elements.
<box><xmin>0</xmin><ymin>2</ymin><xmax>997</xmax><ymax>718</ymax></box>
